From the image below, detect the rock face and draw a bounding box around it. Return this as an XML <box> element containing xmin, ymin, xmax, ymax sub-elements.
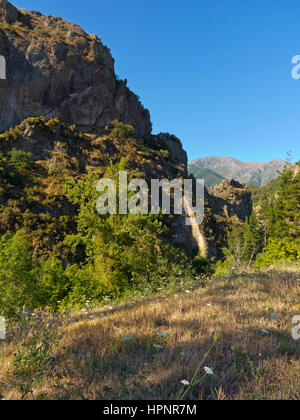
<box><xmin>202</xmin><ymin>179</ymin><xmax>253</xmax><ymax>259</ymax></box>
<box><xmin>0</xmin><ymin>1</ymin><xmax>253</xmax><ymax>260</ymax></box>
<box><xmin>156</xmin><ymin>133</ymin><xmax>188</xmax><ymax>167</ymax></box>
<box><xmin>0</xmin><ymin>0</ymin><xmax>151</xmax><ymax>137</ymax></box>
<box><xmin>209</xmin><ymin>179</ymin><xmax>252</xmax><ymax>222</ymax></box>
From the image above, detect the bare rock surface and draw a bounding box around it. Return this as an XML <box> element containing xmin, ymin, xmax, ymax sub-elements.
<box><xmin>0</xmin><ymin>0</ymin><xmax>151</xmax><ymax>137</ymax></box>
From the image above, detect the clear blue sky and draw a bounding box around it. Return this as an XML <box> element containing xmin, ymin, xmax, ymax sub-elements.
<box><xmin>14</xmin><ymin>0</ymin><xmax>300</xmax><ymax>162</ymax></box>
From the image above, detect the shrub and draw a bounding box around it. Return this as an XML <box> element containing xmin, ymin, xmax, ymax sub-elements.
<box><xmin>0</xmin><ymin>231</ymin><xmax>37</xmax><ymax>318</ymax></box>
<box><xmin>0</xmin><ymin>231</ymin><xmax>71</xmax><ymax>317</ymax></box>
<box><xmin>11</xmin><ymin>308</ymin><xmax>69</xmax><ymax>375</ymax></box>
<box><xmin>109</xmin><ymin>120</ymin><xmax>135</xmax><ymax>140</ymax></box>
<box><xmin>256</xmin><ymin>237</ymin><xmax>300</xmax><ymax>267</ymax></box>
<box><xmin>7</xmin><ymin>148</ymin><xmax>33</xmax><ymax>171</ymax></box>
<box><xmin>192</xmin><ymin>255</ymin><xmax>210</xmax><ymax>275</ymax></box>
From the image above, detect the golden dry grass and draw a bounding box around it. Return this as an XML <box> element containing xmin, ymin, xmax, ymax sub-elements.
<box><xmin>0</xmin><ymin>268</ymin><xmax>299</xmax><ymax>400</ymax></box>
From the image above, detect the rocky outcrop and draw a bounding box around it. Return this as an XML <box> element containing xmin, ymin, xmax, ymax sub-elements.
<box><xmin>200</xmin><ymin>179</ymin><xmax>253</xmax><ymax>259</ymax></box>
<box><xmin>0</xmin><ymin>1</ymin><xmax>254</xmax><ymax>261</ymax></box>
<box><xmin>209</xmin><ymin>179</ymin><xmax>252</xmax><ymax>222</ymax></box>
<box><xmin>0</xmin><ymin>0</ymin><xmax>151</xmax><ymax>137</ymax></box>
<box><xmin>156</xmin><ymin>133</ymin><xmax>188</xmax><ymax>167</ymax></box>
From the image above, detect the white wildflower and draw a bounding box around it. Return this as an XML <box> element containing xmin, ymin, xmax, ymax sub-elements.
<box><xmin>181</xmin><ymin>380</ymin><xmax>190</xmax><ymax>386</ymax></box>
<box><xmin>204</xmin><ymin>367</ymin><xmax>214</xmax><ymax>375</ymax></box>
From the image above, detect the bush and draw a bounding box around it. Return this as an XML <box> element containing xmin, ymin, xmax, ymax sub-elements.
<box><xmin>8</xmin><ymin>149</ymin><xmax>33</xmax><ymax>171</ymax></box>
<box><xmin>256</xmin><ymin>237</ymin><xmax>300</xmax><ymax>267</ymax></box>
<box><xmin>0</xmin><ymin>231</ymin><xmax>37</xmax><ymax>317</ymax></box>
<box><xmin>109</xmin><ymin>120</ymin><xmax>135</xmax><ymax>140</ymax></box>
<box><xmin>192</xmin><ymin>255</ymin><xmax>210</xmax><ymax>275</ymax></box>
<box><xmin>0</xmin><ymin>231</ymin><xmax>71</xmax><ymax>317</ymax></box>
<box><xmin>0</xmin><ymin>149</ymin><xmax>32</xmax><ymax>185</ymax></box>
<box><xmin>11</xmin><ymin>308</ymin><xmax>69</xmax><ymax>375</ymax></box>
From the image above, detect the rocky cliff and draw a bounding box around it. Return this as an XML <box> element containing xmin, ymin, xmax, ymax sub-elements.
<box><xmin>0</xmin><ymin>1</ymin><xmax>252</xmax><ymax>260</ymax></box>
<box><xmin>0</xmin><ymin>0</ymin><xmax>151</xmax><ymax>137</ymax></box>
<box><xmin>198</xmin><ymin>180</ymin><xmax>253</xmax><ymax>260</ymax></box>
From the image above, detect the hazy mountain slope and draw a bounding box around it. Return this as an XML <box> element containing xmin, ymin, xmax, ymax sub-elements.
<box><xmin>189</xmin><ymin>156</ymin><xmax>287</xmax><ymax>186</ymax></box>
<box><xmin>188</xmin><ymin>165</ymin><xmax>225</xmax><ymax>188</ymax></box>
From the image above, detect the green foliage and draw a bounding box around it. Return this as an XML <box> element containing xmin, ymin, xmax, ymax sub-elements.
<box><xmin>11</xmin><ymin>308</ymin><xmax>69</xmax><ymax>375</ymax></box>
<box><xmin>0</xmin><ymin>152</ymin><xmax>207</xmax><ymax>315</ymax></box>
<box><xmin>159</xmin><ymin>149</ymin><xmax>169</xmax><ymax>159</ymax></box>
<box><xmin>62</xmin><ymin>159</ymin><xmax>196</xmax><ymax>306</ymax></box>
<box><xmin>214</xmin><ymin>259</ymin><xmax>231</xmax><ymax>277</ymax></box>
<box><xmin>0</xmin><ymin>231</ymin><xmax>37</xmax><ymax>317</ymax></box>
<box><xmin>108</xmin><ymin>120</ymin><xmax>135</xmax><ymax>140</ymax></box>
<box><xmin>248</xmin><ymin>178</ymin><xmax>279</xmax><ymax>207</ymax></box>
<box><xmin>266</xmin><ymin>163</ymin><xmax>300</xmax><ymax>240</ymax></box>
<box><xmin>192</xmin><ymin>254</ymin><xmax>210</xmax><ymax>275</ymax></box>
<box><xmin>7</xmin><ymin>149</ymin><xmax>33</xmax><ymax>171</ymax></box>
<box><xmin>256</xmin><ymin>237</ymin><xmax>300</xmax><ymax>267</ymax></box>
<box><xmin>188</xmin><ymin>166</ymin><xmax>225</xmax><ymax>189</ymax></box>
<box><xmin>222</xmin><ymin>163</ymin><xmax>300</xmax><ymax>269</ymax></box>
<box><xmin>0</xmin><ymin>149</ymin><xmax>32</xmax><ymax>185</ymax></box>
<box><xmin>0</xmin><ymin>231</ymin><xmax>71</xmax><ymax>317</ymax></box>
<box><xmin>222</xmin><ymin>213</ymin><xmax>264</xmax><ymax>269</ymax></box>
<box><xmin>255</xmin><ymin>162</ymin><xmax>300</xmax><ymax>266</ymax></box>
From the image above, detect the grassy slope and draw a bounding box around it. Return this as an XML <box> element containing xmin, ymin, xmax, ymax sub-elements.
<box><xmin>1</xmin><ymin>266</ymin><xmax>299</xmax><ymax>400</ymax></box>
<box><xmin>189</xmin><ymin>165</ymin><xmax>225</xmax><ymax>189</ymax></box>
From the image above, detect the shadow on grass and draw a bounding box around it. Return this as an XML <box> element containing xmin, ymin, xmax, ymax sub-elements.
<box><xmin>54</xmin><ymin>319</ymin><xmax>299</xmax><ymax>400</ymax></box>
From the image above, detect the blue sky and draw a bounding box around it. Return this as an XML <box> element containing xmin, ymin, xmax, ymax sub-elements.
<box><xmin>14</xmin><ymin>0</ymin><xmax>300</xmax><ymax>162</ymax></box>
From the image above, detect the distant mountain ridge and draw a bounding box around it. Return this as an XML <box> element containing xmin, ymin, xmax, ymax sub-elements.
<box><xmin>189</xmin><ymin>156</ymin><xmax>287</xmax><ymax>187</ymax></box>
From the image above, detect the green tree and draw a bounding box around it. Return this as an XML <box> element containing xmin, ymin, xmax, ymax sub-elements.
<box><xmin>255</xmin><ymin>162</ymin><xmax>300</xmax><ymax>266</ymax></box>
<box><xmin>63</xmin><ymin>160</ymin><xmax>172</xmax><ymax>304</ymax></box>
<box><xmin>0</xmin><ymin>231</ymin><xmax>36</xmax><ymax>317</ymax></box>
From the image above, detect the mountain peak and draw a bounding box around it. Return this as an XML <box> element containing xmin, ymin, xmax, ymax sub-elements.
<box><xmin>189</xmin><ymin>156</ymin><xmax>287</xmax><ymax>187</ymax></box>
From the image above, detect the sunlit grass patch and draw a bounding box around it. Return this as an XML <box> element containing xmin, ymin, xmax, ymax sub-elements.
<box><xmin>0</xmin><ymin>268</ymin><xmax>299</xmax><ymax>400</ymax></box>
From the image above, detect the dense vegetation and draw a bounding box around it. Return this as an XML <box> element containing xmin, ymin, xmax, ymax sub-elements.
<box><xmin>0</xmin><ymin>117</ymin><xmax>299</xmax><ymax>317</ymax></box>
<box><xmin>0</xmin><ymin>122</ymin><xmax>205</xmax><ymax>318</ymax></box>
<box><xmin>217</xmin><ymin>162</ymin><xmax>300</xmax><ymax>273</ymax></box>
<box><xmin>0</xmin><ymin>120</ymin><xmax>299</xmax><ymax>400</ymax></box>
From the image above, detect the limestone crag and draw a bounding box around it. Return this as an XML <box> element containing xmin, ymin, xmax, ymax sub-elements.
<box><xmin>0</xmin><ymin>0</ymin><xmax>151</xmax><ymax>137</ymax></box>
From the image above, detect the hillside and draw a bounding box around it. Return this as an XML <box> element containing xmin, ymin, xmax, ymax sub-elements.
<box><xmin>189</xmin><ymin>156</ymin><xmax>286</xmax><ymax>186</ymax></box>
<box><xmin>0</xmin><ymin>1</ymin><xmax>299</xmax><ymax>404</ymax></box>
<box><xmin>0</xmin><ymin>0</ymin><xmax>253</xmax><ymax>263</ymax></box>
<box><xmin>189</xmin><ymin>166</ymin><xmax>225</xmax><ymax>189</ymax></box>
<box><xmin>1</xmin><ymin>267</ymin><xmax>299</xmax><ymax>400</ymax></box>
<box><xmin>0</xmin><ymin>0</ymin><xmax>151</xmax><ymax>136</ymax></box>
<box><xmin>248</xmin><ymin>178</ymin><xmax>279</xmax><ymax>207</ymax></box>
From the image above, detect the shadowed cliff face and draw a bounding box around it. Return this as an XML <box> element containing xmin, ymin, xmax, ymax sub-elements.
<box><xmin>0</xmin><ymin>0</ymin><xmax>151</xmax><ymax>137</ymax></box>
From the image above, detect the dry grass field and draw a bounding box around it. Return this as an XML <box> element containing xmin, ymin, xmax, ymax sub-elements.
<box><xmin>0</xmin><ymin>267</ymin><xmax>299</xmax><ymax>400</ymax></box>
